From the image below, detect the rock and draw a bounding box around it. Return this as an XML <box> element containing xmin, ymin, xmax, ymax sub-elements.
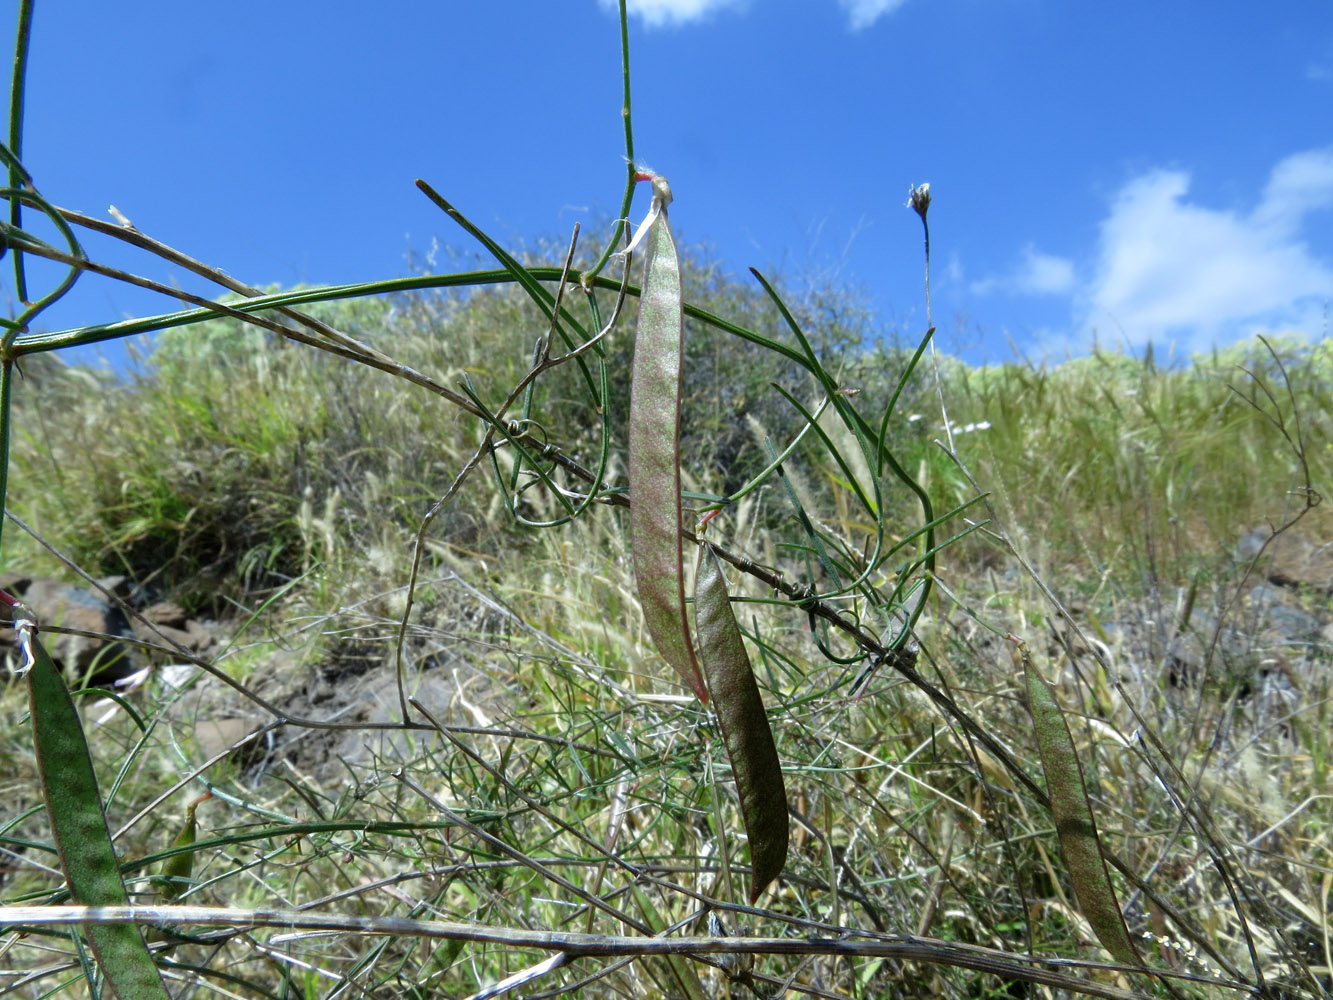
<box><xmin>1246</xmin><ymin>583</ymin><xmax>1322</xmax><ymax>641</ymax></box>
<box><xmin>1236</xmin><ymin>507</ymin><xmax>1333</xmax><ymax>595</ymax></box>
<box><xmin>142</xmin><ymin>600</ymin><xmax>189</xmax><ymax>630</ymax></box>
<box><xmin>0</xmin><ymin>576</ymin><xmax>138</xmax><ymax>686</ymax></box>
<box><xmin>132</xmin><ymin>613</ymin><xmax>213</xmax><ymax>656</ymax></box>
<box><xmin>194</xmin><ymin>718</ymin><xmax>265</xmax><ymax>764</ymax></box>
<box><xmin>0</xmin><ymin>575</ymin><xmax>215</xmax><ymax>686</ymax></box>
<box><xmin>0</xmin><ymin>572</ymin><xmax>32</xmax><ymax>598</ymax></box>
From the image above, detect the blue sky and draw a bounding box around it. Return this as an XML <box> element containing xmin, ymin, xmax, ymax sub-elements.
<box><xmin>3</xmin><ymin>0</ymin><xmax>1331</xmax><ymax>369</ymax></box>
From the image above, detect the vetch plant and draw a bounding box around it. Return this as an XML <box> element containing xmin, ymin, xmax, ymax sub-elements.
<box><xmin>624</xmin><ymin>167</ymin><xmax>788</xmax><ymax>901</ymax></box>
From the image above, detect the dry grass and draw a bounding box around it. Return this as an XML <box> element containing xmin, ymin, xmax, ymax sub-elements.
<box><xmin>0</xmin><ymin>269</ymin><xmax>1328</xmax><ymax>998</ymax></box>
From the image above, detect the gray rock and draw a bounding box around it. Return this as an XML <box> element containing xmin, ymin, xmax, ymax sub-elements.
<box><xmin>0</xmin><ymin>574</ymin><xmax>138</xmax><ymax>686</ymax></box>
<box><xmin>1247</xmin><ymin>584</ymin><xmax>1322</xmax><ymax>641</ymax></box>
<box><xmin>0</xmin><ymin>574</ymin><xmax>214</xmax><ymax>686</ymax></box>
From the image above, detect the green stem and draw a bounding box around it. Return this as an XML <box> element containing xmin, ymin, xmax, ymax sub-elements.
<box><xmin>6</xmin><ymin>0</ymin><xmax>33</xmax><ymax>300</ymax></box>
<box><xmin>582</xmin><ymin>0</ymin><xmax>637</xmax><ymax>285</ymax></box>
<box><xmin>0</xmin><ymin>359</ymin><xmax>12</xmax><ymax>557</ymax></box>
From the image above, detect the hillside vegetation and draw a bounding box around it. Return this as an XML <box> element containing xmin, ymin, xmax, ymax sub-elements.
<box><xmin>1</xmin><ymin>259</ymin><xmax>1329</xmax><ymax>997</ymax></box>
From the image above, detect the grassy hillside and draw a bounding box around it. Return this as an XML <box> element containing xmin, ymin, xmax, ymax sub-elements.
<box><xmin>1</xmin><ymin>259</ymin><xmax>1328</xmax><ymax>997</ymax></box>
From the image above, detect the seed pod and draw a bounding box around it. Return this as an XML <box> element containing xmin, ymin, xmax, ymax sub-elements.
<box><xmin>695</xmin><ymin>542</ymin><xmax>788</xmax><ymax>902</ymax></box>
<box><xmin>19</xmin><ymin>609</ymin><xmax>170</xmax><ymax>999</ymax></box>
<box><xmin>1018</xmin><ymin>637</ymin><xmax>1140</xmax><ymax>966</ymax></box>
<box><xmin>628</xmin><ymin>171</ymin><xmax>708</xmax><ymax>704</ymax></box>
<box><xmin>154</xmin><ymin>792</ymin><xmax>213</xmax><ymax>902</ymax></box>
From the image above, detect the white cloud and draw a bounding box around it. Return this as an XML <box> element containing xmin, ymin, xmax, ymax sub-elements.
<box><xmin>603</xmin><ymin>0</ymin><xmax>744</xmax><ymax>28</ymax></box>
<box><xmin>971</xmin><ymin>244</ymin><xmax>1076</xmax><ymax>296</ymax></box>
<box><xmin>944</xmin><ymin>250</ymin><xmax>964</xmax><ymax>287</ymax></box>
<box><xmin>1078</xmin><ymin>149</ymin><xmax>1333</xmax><ymax>352</ymax></box>
<box><xmin>837</xmin><ymin>0</ymin><xmax>909</xmax><ymax>30</ymax></box>
<box><xmin>1252</xmin><ymin>149</ymin><xmax>1333</xmax><ymax>233</ymax></box>
<box><xmin>603</xmin><ymin>0</ymin><xmax>907</xmax><ymax>31</ymax></box>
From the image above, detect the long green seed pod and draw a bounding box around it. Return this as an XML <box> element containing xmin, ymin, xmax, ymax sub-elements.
<box><xmin>1017</xmin><ymin>637</ymin><xmax>1140</xmax><ymax>966</ymax></box>
<box><xmin>15</xmin><ymin>604</ymin><xmax>170</xmax><ymax>999</ymax></box>
<box><xmin>695</xmin><ymin>541</ymin><xmax>788</xmax><ymax>902</ymax></box>
<box><xmin>628</xmin><ymin>171</ymin><xmax>708</xmax><ymax>704</ymax></box>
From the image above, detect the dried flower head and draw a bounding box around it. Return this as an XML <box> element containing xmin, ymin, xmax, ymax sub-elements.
<box><xmin>908</xmin><ymin>182</ymin><xmax>931</xmax><ymax>219</ymax></box>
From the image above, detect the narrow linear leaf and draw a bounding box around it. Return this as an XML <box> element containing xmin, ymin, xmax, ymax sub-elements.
<box><xmin>628</xmin><ymin>171</ymin><xmax>708</xmax><ymax>703</ymax></box>
<box><xmin>19</xmin><ymin>610</ymin><xmax>171</xmax><ymax>999</ymax></box>
<box><xmin>766</xmin><ymin>433</ymin><xmax>846</xmax><ymax>593</ymax></box>
<box><xmin>1018</xmin><ymin>638</ymin><xmax>1140</xmax><ymax>967</ymax></box>
<box><xmin>695</xmin><ymin>542</ymin><xmax>788</xmax><ymax>902</ymax></box>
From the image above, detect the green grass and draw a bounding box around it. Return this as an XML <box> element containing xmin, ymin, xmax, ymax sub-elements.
<box><xmin>929</xmin><ymin>337</ymin><xmax>1330</xmax><ymax>593</ymax></box>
